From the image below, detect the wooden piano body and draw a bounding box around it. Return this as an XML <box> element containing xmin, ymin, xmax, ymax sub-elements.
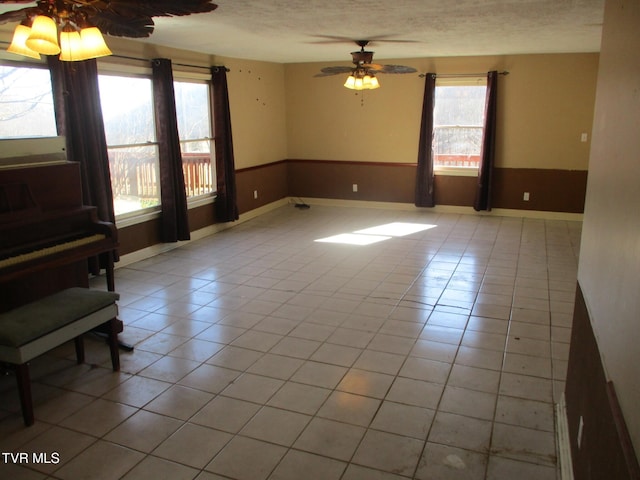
<box><xmin>0</xmin><ymin>159</ymin><xmax>119</xmax><ymax>317</ymax></box>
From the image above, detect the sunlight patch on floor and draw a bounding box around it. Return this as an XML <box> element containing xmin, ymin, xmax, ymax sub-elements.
<box><xmin>315</xmin><ymin>222</ymin><xmax>437</xmax><ymax>246</ymax></box>
<box><xmin>355</xmin><ymin>222</ymin><xmax>437</xmax><ymax>237</ymax></box>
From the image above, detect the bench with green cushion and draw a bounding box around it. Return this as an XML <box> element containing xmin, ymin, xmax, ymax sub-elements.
<box><xmin>0</xmin><ymin>287</ymin><xmax>121</xmax><ymax>426</ymax></box>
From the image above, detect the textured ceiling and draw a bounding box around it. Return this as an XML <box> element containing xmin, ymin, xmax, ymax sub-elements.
<box><xmin>0</xmin><ymin>0</ymin><xmax>605</xmax><ymax>63</ymax></box>
<box><xmin>144</xmin><ymin>0</ymin><xmax>605</xmax><ymax>63</ymax></box>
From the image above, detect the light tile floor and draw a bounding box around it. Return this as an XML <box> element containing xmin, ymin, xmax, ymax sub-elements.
<box><xmin>0</xmin><ymin>205</ymin><xmax>581</xmax><ymax>479</ymax></box>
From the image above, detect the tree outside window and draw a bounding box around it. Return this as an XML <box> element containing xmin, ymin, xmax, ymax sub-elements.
<box><xmin>0</xmin><ymin>65</ymin><xmax>57</xmax><ymax>139</ymax></box>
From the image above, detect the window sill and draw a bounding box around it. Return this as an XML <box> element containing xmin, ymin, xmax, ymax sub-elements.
<box><xmin>188</xmin><ymin>193</ymin><xmax>217</xmax><ymax>209</ymax></box>
<box><xmin>114</xmin><ymin>194</ymin><xmax>217</xmax><ymax>228</ymax></box>
<box><xmin>434</xmin><ymin>166</ymin><xmax>478</xmax><ymax>177</ymax></box>
<box><xmin>115</xmin><ymin>206</ymin><xmax>161</xmax><ymax>228</ymax></box>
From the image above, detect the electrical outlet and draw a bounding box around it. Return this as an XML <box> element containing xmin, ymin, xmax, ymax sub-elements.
<box><xmin>581</xmin><ymin>133</ymin><xmax>588</xmax><ymax>142</ymax></box>
<box><xmin>352</xmin><ymin>184</ymin><xmax>358</xmax><ymax>193</ymax></box>
<box><xmin>523</xmin><ymin>192</ymin><xmax>530</xmax><ymax>201</ymax></box>
<box><xmin>253</xmin><ymin>190</ymin><xmax>258</xmax><ymax>199</ymax></box>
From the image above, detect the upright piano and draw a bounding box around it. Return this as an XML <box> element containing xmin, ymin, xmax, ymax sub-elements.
<box><xmin>0</xmin><ymin>157</ymin><xmax>119</xmax><ymax>323</ymax></box>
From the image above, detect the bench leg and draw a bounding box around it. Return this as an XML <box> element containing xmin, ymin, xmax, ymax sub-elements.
<box><xmin>74</xmin><ymin>336</ymin><xmax>85</xmax><ymax>364</ymax></box>
<box><xmin>15</xmin><ymin>363</ymin><xmax>34</xmax><ymax>427</ymax></box>
<box><xmin>107</xmin><ymin>318</ymin><xmax>120</xmax><ymax>372</ymax></box>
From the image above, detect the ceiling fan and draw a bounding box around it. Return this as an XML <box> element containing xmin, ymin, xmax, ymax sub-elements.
<box><xmin>315</xmin><ymin>40</ymin><xmax>417</xmax><ymax>91</ymax></box>
<box><xmin>0</xmin><ymin>0</ymin><xmax>218</xmax><ymax>61</ymax></box>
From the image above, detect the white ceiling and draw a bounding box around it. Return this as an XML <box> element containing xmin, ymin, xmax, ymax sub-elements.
<box><xmin>1</xmin><ymin>0</ymin><xmax>605</xmax><ymax>64</ymax></box>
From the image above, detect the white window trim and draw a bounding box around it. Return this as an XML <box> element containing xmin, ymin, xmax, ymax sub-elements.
<box><xmin>174</xmin><ymin>78</ymin><xmax>216</xmax><ymax>204</ymax></box>
<box><xmin>115</xmin><ymin>205</ymin><xmax>161</xmax><ymax>228</ymax></box>
<box><xmin>434</xmin><ymin>165</ymin><xmax>479</xmax><ymax>177</ymax></box>
<box><xmin>433</xmin><ymin>76</ymin><xmax>487</xmax><ymax>176</ymax></box>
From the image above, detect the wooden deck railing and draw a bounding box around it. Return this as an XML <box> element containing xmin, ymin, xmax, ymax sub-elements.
<box><xmin>182</xmin><ymin>153</ymin><xmax>214</xmax><ymax>197</ymax></box>
<box><xmin>434</xmin><ymin>154</ymin><xmax>481</xmax><ymax>168</ymax></box>
<box><xmin>110</xmin><ymin>153</ymin><xmax>214</xmax><ymax>200</ymax></box>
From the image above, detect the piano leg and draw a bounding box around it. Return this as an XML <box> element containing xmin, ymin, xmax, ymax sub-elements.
<box><xmin>105</xmin><ymin>252</ymin><xmax>115</xmax><ymax>293</ymax></box>
<box><xmin>102</xmin><ymin>252</ymin><xmax>134</xmax><ymax>352</ymax></box>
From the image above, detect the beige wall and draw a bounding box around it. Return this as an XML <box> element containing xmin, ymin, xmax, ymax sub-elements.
<box><xmin>578</xmin><ymin>0</ymin><xmax>640</xmax><ymax>455</ymax></box>
<box><xmin>498</xmin><ymin>54</ymin><xmax>598</xmax><ymax>169</ymax></box>
<box><xmin>219</xmin><ymin>56</ymin><xmax>288</xmax><ymax>169</ymax></box>
<box><xmin>285</xmin><ymin>53</ymin><xmax>598</xmax><ymax>170</ymax></box>
<box><xmin>97</xmin><ymin>38</ymin><xmax>289</xmax><ymax>171</ymax></box>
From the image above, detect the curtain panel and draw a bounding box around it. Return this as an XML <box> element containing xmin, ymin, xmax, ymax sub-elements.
<box><xmin>47</xmin><ymin>57</ymin><xmax>118</xmax><ymax>270</ymax></box>
<box><xmin>415</xmin><ymin>73</ymin><xmax>437</xmax><ymax>208</ymax></box>
<box><xmin>152</xmin><ymin>58</ymin><xmax>190</xmax><ymax>242</ymax></box>
<box><xmin>474</xmin><ymin>70</ymin><xmax>498</xmax><ymax>211</ymax></box>
<box><xmin>210</xmin><ymin>67</ymin><xmax>239</xmax><ymax>223</ymax></box>
<box><xmin>48</xmin><ymin>57</ymin><xmax>116</xmax><ymax>226</ymax></box>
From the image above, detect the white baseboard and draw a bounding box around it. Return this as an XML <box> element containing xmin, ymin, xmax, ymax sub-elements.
<box><xmin>556</xmin><ymin>394</ymin><xmax>575</xmax><ymax>480</ymax></box>
<box><xmin>298</xmin><ymin>197</ymin><xmax>584</xmax><ymax>221</ymax></box>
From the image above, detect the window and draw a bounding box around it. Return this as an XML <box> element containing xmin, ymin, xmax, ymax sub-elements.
<box><xmin>0</xmin><ymin>64</ymin><xmax>57</xmax><ymax>139</ymax></box>
<box><xmin>433</xmin><ymin>81</ymin><xmax>487</xmax><ymax>171</ymax></box>
<box><xmin>98</xmin><ymin>74</ymin><xmax>159</xmax><ymax>216</ymax></box>
<box><xmin>173</xmin><ymin>80</ymin><xmax>215</xmax><ymax>198</ymax></box>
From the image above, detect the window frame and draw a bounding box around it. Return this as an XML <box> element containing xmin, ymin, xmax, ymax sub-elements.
<box><xmin>172</xmin><ymin>74</ymin><xmax>216</xmax><ymax>205</ymax></box>
<box><xmin>96</xmin><ymin>63</ymin><xmax>217</xmax><ymax>223</ymax></box>
<box><xmin>433</xmin><ymin>76</ymin><xmax>487</xmax><ymax>177</ymax></box>
<box><xmin>0</xmin><ymin>59</ymin><xmax>58</xmax><ymax>141</ymax></box>
<box><xmin>97</xmin><ymin>70</ymin><xmax>161</xmax><ymax>219</ymax></box>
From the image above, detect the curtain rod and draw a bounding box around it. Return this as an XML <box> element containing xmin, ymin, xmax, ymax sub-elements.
<box><xmin>0</xmin><ymin>47</ymin><xmax>229</xmax><ymax>71</ymax></box>
<box><xmin>111</xmin><ymin>53</ymin><xmax>229</xmax><ymax>71</ymax></box>
<box><xmin>419</xmin><ymin>71</ymin><xmax>509</xmax><ymax>78</ymax></box>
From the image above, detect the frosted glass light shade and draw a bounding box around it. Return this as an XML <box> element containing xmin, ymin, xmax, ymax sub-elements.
<box><xmin>7</xmin><ymin>24</ymin><xmax>41</xmax><ymax>59</ymax></box>
<box><xmin>79</xmin><ymin>27</ymin><xmax>112</xmax><ymax>59</ymax></box>
<box><xmin>59</xmin><ymin>30</ymin><xmax>83</xmax><ymax>61</ymax></box>
<box><xmin>25</xmin><ymin>16</ymin><xmax>60</xmax><ymax>55</ymax></box>
<box><xmin>362</xmin><ymin>75</ymin><xmax>380</xmax><ymax>89</ymax></box>
<box><xmin>344</xmin><ymin>75</ymin><xmax>356</xmax><ymax>89</ymax></box>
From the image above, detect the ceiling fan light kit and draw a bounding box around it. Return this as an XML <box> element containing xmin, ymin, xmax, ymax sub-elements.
<box><xmin>344</xmin><ymin>69</ymin><xmax>380</xmax><ymax>90</ymax></box>
<box><xmin>316</xmin><ymin>40</ymin><xmax>417</xmax><ymax>92</ymax></box>
<box><xmin>1</xmin><ymin>0</ymin><xmax>218</xmax><ymax>62</ymax></box>
<box><xmin>8</xmin><ymin>11</ymin><xmax>113</xmax><ymax>62</ymax></box>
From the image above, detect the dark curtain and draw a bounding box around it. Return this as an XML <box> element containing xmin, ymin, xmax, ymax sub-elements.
<box><xmin>415</xmin><ymin>73</ymin><xmax>437</xmax><ymax>207</ymax></box>
<box><xmin>48</xmin><ymin>56</ymin><xmax>115</xmax><ymax>226</ymax></box>
<box><xmin>210</xmin><ymin>66</ymin><xmax>239</xmax><ymax>222</ymax></box>
<box><xmin>47</xmin><ymin>57</ymin><xmax>118</xmax><ymax>268</ymax></box>
<box><xmin>474</xmin><ymin>70</ymin><xmax>498</xmax><ymax>211</ymax></box>
<box><xmin>152</xmin><ymin>58</ymin><xmax>190</xmax><ymax>242</ymax></box>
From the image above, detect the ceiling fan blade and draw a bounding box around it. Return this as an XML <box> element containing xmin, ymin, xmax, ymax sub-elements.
<box><xmin>362</xmin><ymin>63</ymin><xmax>385</xmax><ymax>70</ymax></box>
<box><xmin>0</xmin><ymin>7</ymin><xmax>35</xmax><ymax>24</ymax></box>
<box><xmin>370</xmin><ymin>65</ymin><xmax>418</xmax><ymax>74</ymax></box>
<box><xmin>88</xmin><ymin>11</ymin><xmax>155</xmax><ymax>38</ymax></box>
<box><xmin>99</xmin><ymin>0</ymin><xmax>218</xmax><ymax>19</ymax></box>
<box><xmin>0</xmin><ymin>0</ymin><xmax>217</xmax><ymax>33</ymax></box>
<box><xmin>307</xmin><ymin>34</ymin><xmax>360</xmax><ymax>45</ymax></box>
<box><xmin>307</xmin><ymin>34</ymin><xmax>419</xmax><ymax>45</ymax></box>
<box><xmin>315</xmin><ymin>66</ymin><xmax>353</xmax><ymax>77</ymax></box>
